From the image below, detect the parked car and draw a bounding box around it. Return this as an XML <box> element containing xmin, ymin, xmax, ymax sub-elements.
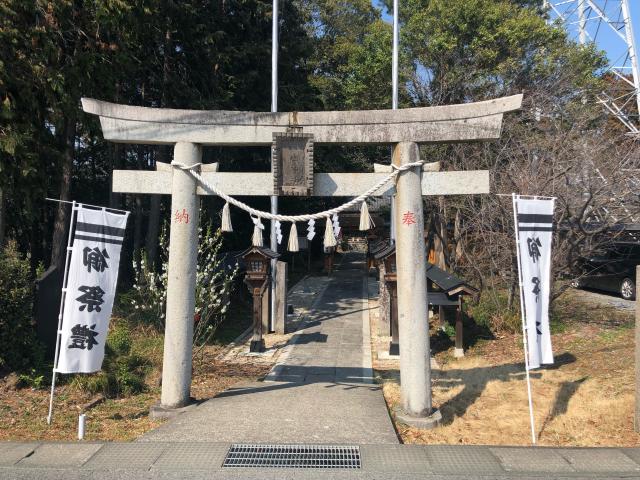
<box><xmin>572</xmin><ymin>241</ymin><xmax>639</xmax><ymax>300</ymax></box>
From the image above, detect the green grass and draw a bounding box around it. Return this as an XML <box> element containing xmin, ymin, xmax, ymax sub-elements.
<box><xmin>598</xmin><ymin>323</ymin><xmax>634</xmax><ymax>343</ymax></box>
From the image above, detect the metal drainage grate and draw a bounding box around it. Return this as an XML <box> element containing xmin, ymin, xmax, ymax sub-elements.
<box><xmin>222</xmin><ymin>444</ymin><xmax>361</xmax><ymax>469</ymax></box>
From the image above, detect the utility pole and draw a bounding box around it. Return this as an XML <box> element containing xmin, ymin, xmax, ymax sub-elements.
<box><xmin>270</xmin><ymin>0</ymin><xmax>279</xmax><ymax>332</ymax></box>
<box><xmin>390</xmin><ymin>0</ymin><xmax>399</xmax><ymax>243</ymax></box>
<box><xmin>392</xmin><ymin>0</ymin><xmax>399</xmax><ymax>111</ymax></box>
<box><xmin>633</xmin><ymin>265</ymin><xmax>640</xmax><ymax>432</ymax></box>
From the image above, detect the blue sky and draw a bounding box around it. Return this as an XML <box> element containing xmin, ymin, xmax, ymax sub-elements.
<box><xmin>373</xmin><ymin>1</ymin><xmax>640</xmax><ymax>66</ymax></box>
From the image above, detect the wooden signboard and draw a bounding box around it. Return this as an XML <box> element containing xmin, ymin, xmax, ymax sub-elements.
<box><xmin>272</xmin><ymin>131</ymin><xmax>314</xmax><ymax>196</ymax></box>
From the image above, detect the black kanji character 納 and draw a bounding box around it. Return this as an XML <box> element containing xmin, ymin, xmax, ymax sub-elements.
<box><xmin>83</xmin><ymin>246</ymin><xmax>109</xmax><ymax>273</ymax></box>
<box><xmin>76</xmin><ymin>285</ymin><xmax>105</xmax><ymax>312</ymax></box>
<box><xmin>68</xmin><ymin>324</ymin><xmax>99</xmax><ymax>350</ymax></box>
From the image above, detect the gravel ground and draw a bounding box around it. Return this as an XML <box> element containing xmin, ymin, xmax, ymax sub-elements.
<box><xmin>571</xmin><ymin>287</ymin><xmax>635</xmax><ymax>311</ymax></box>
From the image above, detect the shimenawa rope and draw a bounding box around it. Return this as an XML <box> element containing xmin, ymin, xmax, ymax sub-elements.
<box><xmin>170</xmin><ymin>160</ymin><xmax>424</xmax><ymax>223</ymax></box>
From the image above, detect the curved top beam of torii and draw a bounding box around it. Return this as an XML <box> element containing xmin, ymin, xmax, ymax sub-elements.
<box><xmin>81</xmin><ymin>94</ymin><xmax>523</xmax><ymax>146</ymax></box>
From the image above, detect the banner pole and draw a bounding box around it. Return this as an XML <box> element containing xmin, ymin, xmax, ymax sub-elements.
<box><xmin>47</xmin><ymin>201</ymin><xmax>78</xmax><ymax>425</ymax></box>
<box><xmin>45</xmin><ymin>197</ymin><xmax>128</xmax><ymax>214</ymax></box>
<box><xmin>512</xmin><ymin>193</ymin><xmax>537</xmax><ymax>445</ymax></box>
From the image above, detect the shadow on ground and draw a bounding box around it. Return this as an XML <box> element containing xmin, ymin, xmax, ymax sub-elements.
<box><xmin>378</xmin><ymin>352</ymin><xmax>577</xmax><ymax>426</ymax></box>
<box><xmin>429</xmin><ymin>315</ymin><xmax>496</xmax><ymax>355</ymax></box>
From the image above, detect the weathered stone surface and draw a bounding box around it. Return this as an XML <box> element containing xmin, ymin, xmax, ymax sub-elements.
<box><xmin>393</xmin><ymin>142</ymin><xmax>432</xmax><ymax>418</ymax></box>
<box><xmin>161</xmin><ymin>142</ymin><xmax>201</xmax><ymax>408</ymax></box>
<box><xmin>261</xmin><ymin>283</ymin><xmax>270</xmax><ymax>333</ymax></box>
<box><xmin>274</xmin><ymin>261</ymin><xmax>287</xmax><ymax>334</ymax></box>
<box><xmin>112</xmin><ymin>170</ymin><xmax>490</xmax><ymax>197</ymax></box>
<box><xmin>82</xmin><ymin>95</ymin><xmax>522</xmax><ymax>145</ymax></box>
<box><xmin>374</xmin><ymin>161</ymin><xmax>440</xmax><ymax>172</ymax></box>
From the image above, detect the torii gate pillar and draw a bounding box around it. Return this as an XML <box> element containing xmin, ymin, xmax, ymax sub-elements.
<box><xmin>160</xmin><ymin>142</ymin><xmax>201</xmax><ymax>409</ymax></box>
<box><xmin>393</xmin><ymin>142</ymin><xmax>440</xmax><ymax>427</ymax></box>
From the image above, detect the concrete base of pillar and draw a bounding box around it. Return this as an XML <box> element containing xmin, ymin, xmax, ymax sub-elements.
<box><xmin>395</xmin><ymin>408</ymin><xmax>442</xmax><ymax>430</ymax></box>
<box><xmin>150</xmin><ymin>400</ymin><xmax>198</xmax><ymax>420</ymax></box>
<box><xmin>454</xmin><ymin>348</ymin><xmax>464</xmax><ymax>358</ymax></box>
<box><xmin>250</xmin><ymin>340</ymin><xmax>265</xmax><ymax>353</ymax></box>
<box><xmin>389</xmin><ymin>342</ymin><xmax>399</xmax><ymax>356</ymax></box>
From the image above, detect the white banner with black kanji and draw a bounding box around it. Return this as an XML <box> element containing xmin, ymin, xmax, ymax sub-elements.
<box><xmin>56</xmin><ymin>205</ymin><xmax>129</xmax><ymax>373</ymax></box>
<box><xmin>513</xmin><ymin>196</ymin><xmax>555</xmax><ymax>369</ymax></box>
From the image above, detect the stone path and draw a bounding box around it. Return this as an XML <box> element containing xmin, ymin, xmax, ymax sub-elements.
<box><xmin>139</xmin><ymin>252</ymin><xmax>398</xmax><ymax>444</ymax></box>
<box><xmin>265</xmin><ymin>253</ymin><xmax>374</xmax><ymax>384</ymax></box>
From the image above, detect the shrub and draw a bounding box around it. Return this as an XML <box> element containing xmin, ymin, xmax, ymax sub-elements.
<box><xmin>17</xmin><ymin>369</ymin><xmax>45</xmax><ymax>389</ymax></box>
<box><xmin>128</xmin><ymin>221</ymin><xmax>238</xmax><ymax>354</ymax></box>
<box><xmin>72</xmin><ymin>321</ymin><xmax>148</xmax><ymax>397</ymax></box>
<box><xmin>468</xmin><ymin>288</ymin><xmax>521</xmax><ymax>333</ymax></box>
<box><xmin>442</xmin><ymin>323</ymin><xmax>456</xmax><ymax>339</ymax></box>
<box><xmin>0</xmin><ymin>240</ymin><xmax>43</xmax><ymax>372</ymax></box>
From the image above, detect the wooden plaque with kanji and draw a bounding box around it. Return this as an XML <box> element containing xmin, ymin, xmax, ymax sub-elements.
<box><xmin>272</xmin><ymin>131</ymin><xmax>314</xmax><ymax>196</ymax></box>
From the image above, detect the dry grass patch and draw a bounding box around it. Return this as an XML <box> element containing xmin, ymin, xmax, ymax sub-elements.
<box><xmin>0</xmin><ymin>380</ymin><xmax>162</xmax><ymax>442</ymax></box>
<box><xmin>1</xmin><ymin>322</ymin><xmax>275</xmax><ymax>442</ymax></box>
<box><xmin>375</xmin><ymin>291</ymin><xmax>639</xmax><ymax>447</ymax></box>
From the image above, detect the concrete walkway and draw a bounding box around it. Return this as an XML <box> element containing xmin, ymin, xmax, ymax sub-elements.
<box><xmin>139</xmin><ymin>252</ymin><xmax>398</xmax><ymax>444</ymax></box>
<box><xmin>2</xmin><ymin>442</ymin><xmax>640</xmax><ymax>479</ymax></box>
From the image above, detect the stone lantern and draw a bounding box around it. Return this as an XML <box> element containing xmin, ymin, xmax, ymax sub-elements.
<box><xmin>374</xmin><ymin>244</ymin><xmax>399</xmax><ymax>355</ymax></box>
<box><xmin>238</xmin><ymin>246</ymin><xmax>280</xmax><ymax>352</ymax></box>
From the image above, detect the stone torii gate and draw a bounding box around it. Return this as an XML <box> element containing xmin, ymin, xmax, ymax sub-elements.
<box><xmin>82</xmin><ymin>94</ymin><xmax>522</xmax><ymax>426</ymax></box>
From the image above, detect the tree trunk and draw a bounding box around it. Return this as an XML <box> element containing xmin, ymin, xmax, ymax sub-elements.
<box><xmin>0</xmin><ymin>186</ymin><xmax>5</xmax><ymax>248</ymax></box>
<box><xmin>146</xmin><ymin>148</ymin><xmax>169</xmax><ymax>267</ymax></box>
<box><xmin>146</xmin><ymin>195</ymin><xmax>161</xmax><ymax>264</ymax></box>
<box><xmin>454</xmin><ymin>208</ymin><xmax>463</xmax><ymax>264</ymax></box>
<box><xmin>133</xmin><ymin>146</ymin><xmax>146</xmax><ymax>271</ymax></box>
<box><xmin>30</xmin><ymin>213</ymin><xmax>43</xmax><ymax>274</ymax></box>
<box><xmin>144</xmin><ymin>27</ymin><xmax>173</xmax><ymax>268</ymax></box>
<box><xmin>49</xmin><ymin>114</ymin><xmax>76</xmax><ymax>271</ymax></box>
<box><xmin>133</xmin><ymin>196</ymin><xmax>144</xmax><ymax>271</ymax></box>
<box><xmin>109</xmin><ymin>143</ymin><xmax>124</xmax><ymax>209</ymax></box>
<box><xmin>507</xmin><ymin>255</ymin><xmax>518</xmax><ymax>310</ymax></box>
<box><xmin>431</xmin><ymin>197</ymin><xmax>449</xmax><ymax>270</ymax></box>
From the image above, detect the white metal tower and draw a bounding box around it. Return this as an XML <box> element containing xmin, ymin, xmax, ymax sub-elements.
<box><xmin>544</xmin><ymin>0</ymin><xmax>640</xmax><ymax>135</ymax></box>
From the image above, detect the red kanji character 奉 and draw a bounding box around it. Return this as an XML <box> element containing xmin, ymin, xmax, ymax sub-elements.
<box><xmin>401</xmin><ymin>211</ymin><xmax>416</xmax><ymax>226</ymax></box>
